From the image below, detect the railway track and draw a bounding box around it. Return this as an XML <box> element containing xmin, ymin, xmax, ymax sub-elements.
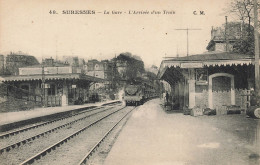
<box><xmin>0</xmin><ymin>104</ymin><xmax>122</xmax><ymax>153</ymax></box>
<box><xmin>0</xmin><ymin>101</ymin><xmax>121</xmax><ymax>139</ymax></box>
<box><xmin>0</xmin><ymin>104</ymin><xmax>126</xmax><ymax>165</ymax></box>
<box><xmin>23</xmin><ymin>106</ymin><xmax>135</xmax><ymax>165</ymax></box>
<box><xmin>78</xmin><ymin>107</ymin><xmax>134</xmax><ymax>165</ymax></box>
<box><xmin>0</xmin><ymin>106</ymin><xmax>102</xmax><ymax>139</ymax></box>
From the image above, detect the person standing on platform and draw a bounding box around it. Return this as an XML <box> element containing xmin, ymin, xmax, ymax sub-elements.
<box><xmin>166</xmin><ymin>92</ymin><xmax>169</xmax><ymax>104</ymax></box>
<box><xmin>162</xmin><ymin>92</ymin><xmax>166</xmax><ymax>101</ymax></box>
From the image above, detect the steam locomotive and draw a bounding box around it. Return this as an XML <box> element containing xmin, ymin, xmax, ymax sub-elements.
<box><xmin>124</xmin><ymin>79</ymin><xmax>158</xmax><ymax>106</ymax></box>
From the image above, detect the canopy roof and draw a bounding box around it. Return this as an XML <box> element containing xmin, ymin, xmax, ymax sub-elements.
<box><xmin>158</xmin><ymin>52</ymin><xmax>258</xmax><ymax>79</ymax></box>
<box><xmin>0</xmin><ymin>73</ymin><xmax>104</xmax><ymax>82</ymax></box>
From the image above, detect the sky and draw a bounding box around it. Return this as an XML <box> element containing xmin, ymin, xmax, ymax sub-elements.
<box><xmin>0</xmin><ymin>0</ymin><xmax>238</xmax><ymax>67</ymax></box>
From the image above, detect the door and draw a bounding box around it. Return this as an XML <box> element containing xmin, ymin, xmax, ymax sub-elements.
<box><xmin>212</xmin><ymin>76</ymin><xmax>231</xmax><ymax>109</ymax></box>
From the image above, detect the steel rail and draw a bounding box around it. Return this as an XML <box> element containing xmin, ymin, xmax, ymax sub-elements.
<box><xmin>0</xmin><ymin>106</ymin><xmax>102</xmax><ymax>139</ymax></box>
<box><xmin>0</xmin><ymin>106</ymin><xmax>116</xmax><ymax>153</ymax></box>
<box><xmin>0</xmin><ymin>101</ymin><xmax>121</xmax><ymax>139</ymax></box>
<box><xmin>101</xmin><ymin>101</ymin><xmax>121</xmax><ymax>106</ymax></box>
<box><xmin>78</xmin><ymin>107</ymin><xmax>135</xmax><ymax>165</ymax></box>
<box><xmin>19</xmin><ymin>106</ymin><xmax>126</xmax><ymax>165</ymax></box>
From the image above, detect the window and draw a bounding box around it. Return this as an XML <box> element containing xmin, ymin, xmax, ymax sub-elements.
<box><xmin>57</xmin><ymin>83</ymin><xmax>63</xmax><ymax>95</ymax></box>
<box><xmin>95</xmin><ymin>64</ymin><xmax>99</xmax><ymax>70</ymax></box>
<box><xmin>48</xmin><ymin>84</ymin><xmax>56</xmax><ymax>96</ymax></box>
<box><xmin>21</xmin><ymin>84</ymin><xmax>29</xmax><ymax>91</ymax></box>
<box><xmin>20</xmin><ymin>84</ymin><xmax>30</xmax><ymax>99</ymax></box>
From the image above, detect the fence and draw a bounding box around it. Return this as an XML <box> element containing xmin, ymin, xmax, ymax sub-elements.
<box><xmin>46</xmin><ymin>96</ymin><xmax>61</xmax><ymax>107</ymax></box>
<box><xmin>0</xmin><ymin>83</ymin><xmax>42</xmax><ymax>104</ymax></box>
<box><xmin>0</xmin><ymin>83</ymin><xmax>43</xmax><ymax>112</ymax></box>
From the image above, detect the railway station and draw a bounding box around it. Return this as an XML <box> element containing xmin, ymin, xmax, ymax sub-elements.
<box><xmin>157</xmin><ymin>52</ymin><xmax>258</xmax><ymax>114</ymax></box>
<box><xmin>1</xmin><ymin>0</ymin><xmax>260</xmax><ymax>164</ymax></box>
<box><xmin>0</xmin><ymin>64</ymin><xmax>104</xmax><ymax>111</ymax></box>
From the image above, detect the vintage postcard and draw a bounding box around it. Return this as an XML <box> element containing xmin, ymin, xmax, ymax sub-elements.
<box><xmin>0</xmin><ymin>0</ymin><xmax>259</xmax><ymax>164</ymax></box>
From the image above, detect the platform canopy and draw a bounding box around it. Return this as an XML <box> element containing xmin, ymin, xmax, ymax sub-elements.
<box><xmin>158</xmin><ymin>52</ymin><xmax>258</xmax><ymax>79</ymax></box>
<box><xmin>0</xmin><ymin>73</ymin><xmax>104</xmax><ymax>82</ymax></box>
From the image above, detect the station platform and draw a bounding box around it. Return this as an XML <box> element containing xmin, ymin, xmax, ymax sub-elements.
<box><xmin>0</xmin><ymin>100</ymin><xmax>121</xmax><ymax>128</ymax></box>
<box><xmin>104</xmin><ymin>98</ymin><xmax>260</xmax><ymax>165</ymax></box>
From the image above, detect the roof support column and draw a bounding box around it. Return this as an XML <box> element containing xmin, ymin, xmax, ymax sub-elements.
<box><xmin>188</xmin><ymin>69</ymin><xmax>196</xmax><ymax>108</ymax></box>
<box><xmin>61</xmin><ymin>79</ymin><xmax>68</xmax><ymax>106</ymax></box>
<box><xmin>188</xmin><ymin>80</ymin><xmax>196</xmax><ymax>108</ymax></box>
<box><xmin>254</xmin><ymin>0</ymin><xmax>260</xmax><ymax>102</ymax></box>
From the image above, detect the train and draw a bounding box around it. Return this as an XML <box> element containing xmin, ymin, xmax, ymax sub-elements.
<box><xmin>123</xmin><ymin>79</ymin><xmax>159</xmax><ymax>106</ymax></box>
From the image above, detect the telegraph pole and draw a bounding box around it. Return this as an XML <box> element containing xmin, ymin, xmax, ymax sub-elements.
<box><xmin>175</xmin><ymin>28</ymin><xmax>201</xmax><ymax>56</ymax></box>
<box><xmin>42</xmin><ymin>63</ymin><xmax>46</xmax><ymax>107</ymax></box>
<box><xmin>225</xmin><ymin>16</ymin><xmax>228</xmax><ymax>52</ymax></box>
<box><xmin>254</xmin><ymin>0</ymin><xmax>260</xmax><ymax>99</ymax></box>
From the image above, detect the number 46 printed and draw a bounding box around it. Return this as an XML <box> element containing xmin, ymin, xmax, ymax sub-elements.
<box><xmin>49</xmin><ymin>10</ymin><xmax>58</xmax><ymax>14</ymax></box>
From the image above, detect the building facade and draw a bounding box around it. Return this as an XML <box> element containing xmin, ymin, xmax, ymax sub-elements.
<box><xmin>158</xmin><ymin>52</ymin><xmax>258</xmax><ymax>112</ymax></box>
<box><xmin>0</xmin><ymin>58</ymin><xmax>103</xmax><ymax>111</ymax></box>
<box><xmin>158</xmin><ymin>21</ymin><xmax>259</xmax><ymax>113</ymax></box>
<box><xmin>85</xmin><ymin>59</ymin><xmax>113</xmax><ymax>91</ymax></box>
<box><xmin>0</xmin><ymin>55</ymin><xmax>4</xmax><ymax>75</ymax></box>
<box><xmin>206</xmin><ymin>22</ymin><xmax>254</xmax><ymax>52</ymax></box>
<box><xmin>0</xmin><ymin>52</ymin><xmax>39</xmax><ymax>76</ymax></box>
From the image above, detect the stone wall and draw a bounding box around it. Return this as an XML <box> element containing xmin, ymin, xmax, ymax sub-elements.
<box><xmin>194</xmin><ymin>85</ymin><xmax>248</xmax><ymax>110</ymax></box>
<box><xmin>195</xmin><ymin>85</ymin><xmax>208</xmax><ymax>108</ymax></box>
<box><xmin>212</xmin><ymin>90</ymin><xmax>231</xmax><ymax>110</ymax></box>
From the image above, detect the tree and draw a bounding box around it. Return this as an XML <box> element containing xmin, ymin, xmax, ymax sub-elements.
<box><xmin>111</xmin><ymin>58</ymin><xmax>121</xmax><ymax>91</ymax></box>
<box><xmin>227</xmin><ymin>0</ymin><xmax>256</xmax><ymax>35</ymax></box>
<box><xmin>229</xmin><ymin>22</ymin><xmax>255</xmax><ymax>54</ymax></box>
<box><xmin>115</xmin><ymin>52</ymin><xmax>145</xmax><ymax>80</ymax></box>
<box><xmin>224</xmin><ymin>0</ymin><xmax>259</xmax><ymax>55</ymax></box>
<box><xmin>145</xmin><ymin>71</ymin><xmax>157</xmax><ymax>80</ymax></box>
<box><xmin>232</xmin><ymin>30</ymin><xmax>255</xmax><ymax>54</ymax></box>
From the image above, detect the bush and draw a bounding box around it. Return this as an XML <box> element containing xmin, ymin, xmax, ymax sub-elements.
<box><xmin>109</xmin><ymin>94</ymin><xmax>115</xmax><ymax>100</ymax></box>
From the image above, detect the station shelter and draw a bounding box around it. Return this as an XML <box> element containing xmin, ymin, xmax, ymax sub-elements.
<box><xmin>158</xmin><ymin>52</ymin><xmax>259</xmax><ymax>111</ymax></box>
<box><xmin>0</xmin><ymin>65</ymin><xmax>103</xmax><ymax>108</ymax></box>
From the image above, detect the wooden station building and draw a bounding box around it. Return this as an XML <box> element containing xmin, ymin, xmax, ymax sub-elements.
<box><xmin>0</xmin><ymin>64</ymin><xmax>103</xmax><ymax>109</ymax></box>
<box><xmin>158</xmin><ymin>52</ymin><xmax>259</xmax><ymax>112</ymax></box>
